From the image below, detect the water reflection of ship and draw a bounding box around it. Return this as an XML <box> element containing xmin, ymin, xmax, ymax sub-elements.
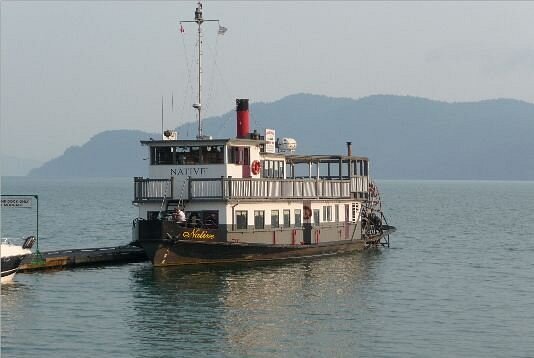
<box><xmin>129</xmin><ymin>253</ymin><xmax>381</xmax><ymax>355</ymax></box>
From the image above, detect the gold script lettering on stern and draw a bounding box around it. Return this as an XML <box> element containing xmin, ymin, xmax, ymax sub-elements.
<box><xmin>181</xmin><ymin>228</ymin><xmax>216</xmax><ymax>240</ymax></box>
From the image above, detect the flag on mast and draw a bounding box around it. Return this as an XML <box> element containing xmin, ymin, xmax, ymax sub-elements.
<box><xmin>218</xmin><ymin>24</ymin><xmax>227</xmax><ymax>35</ymax></box>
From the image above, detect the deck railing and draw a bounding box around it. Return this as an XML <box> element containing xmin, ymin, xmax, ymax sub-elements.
<box><xmin>133</xmin><ymin>177</ymin><xmax>173</xmax><ymax>202</ymax></box>
<box><xmin>190</xmin><ymin>177</ymin><xmax>368</xmax><ymax>200</ymax></box>
<box><xmin>134</xmin><ymin>176</ymin><xmax>368</xmax><ymax>201</ymax></box>
<box><xmin>351</xmin><ymin>176</ymin><xmax>368</xmax><ymax>194</ymax></box>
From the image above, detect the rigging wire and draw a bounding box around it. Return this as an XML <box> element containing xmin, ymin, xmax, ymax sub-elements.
<box><xmin>179</xmin><ymin>25</ymin><xmax>199</xmax><ymax>138</ymax></box>
<box><xmin>206</xmin><ymin>36</ymin><xmax>240</xmax><ymax>135</ymax></box>
<box><xmin>203</xmin><ymin>26</ymin><xmax>220</xmax><ymax>116</ymax></box>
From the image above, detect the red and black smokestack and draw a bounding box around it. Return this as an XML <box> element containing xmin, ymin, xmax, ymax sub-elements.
<box><xmin>236</xmin><ymin>99</ymin><xmax>250</xmax><ymax>139</ymax></box>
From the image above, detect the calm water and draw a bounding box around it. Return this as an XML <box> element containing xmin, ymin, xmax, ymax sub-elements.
<box><xmin>2</xmin><ymin>177</ymin><xmax>534</xmax><ymax>357</ymax></box>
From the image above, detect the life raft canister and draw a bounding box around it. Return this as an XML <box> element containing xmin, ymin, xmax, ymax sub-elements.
<box><xmin>251</xmin><ymin>160</ymin><xmax>261</xmax><ymax>175</ymax></box>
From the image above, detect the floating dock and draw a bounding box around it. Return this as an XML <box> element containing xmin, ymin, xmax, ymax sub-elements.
<box><xmin>19</xmin><ymin>245</ymin><xmax>148</xmax><ymax>272</ymax></box>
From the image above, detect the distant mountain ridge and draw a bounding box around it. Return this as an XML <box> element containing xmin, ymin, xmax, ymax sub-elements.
<box><xmin>28</xmin><ymin>130</ymin><xmax>155</xmax><ymax>178</ymax></box>
<box><xmin>28</xmin><ymin>94</ymin><xmax>534</xmax><ymax>180</ymax></box>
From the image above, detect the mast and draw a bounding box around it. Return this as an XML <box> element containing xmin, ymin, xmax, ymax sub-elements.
<box><xmin>181</xmin><ymin>1</ymin><xmax>220</xmax><ymax>139</ymax></box>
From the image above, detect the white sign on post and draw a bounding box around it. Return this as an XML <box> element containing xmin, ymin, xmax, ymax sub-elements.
<box><xmin>1</xmin><ymin>197</ymin><xmax>33</xmax><ymax>208</ymax></box>
<box><xmin>265</xmin><ymin>129</ymin><xmax>276</xmax><ymax>153</ymax></box>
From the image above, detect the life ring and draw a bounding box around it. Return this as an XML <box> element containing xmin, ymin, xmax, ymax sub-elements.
<box><xmin>251</xmin><ymin>160</ymin><xmax>261</xmax><ymax>175</ymax></box>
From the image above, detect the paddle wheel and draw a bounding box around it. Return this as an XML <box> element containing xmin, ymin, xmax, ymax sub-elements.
<box><xmin>362</xmin><ymin>181</ymin><xmax>392</xmax><ymax>247</ymax></box>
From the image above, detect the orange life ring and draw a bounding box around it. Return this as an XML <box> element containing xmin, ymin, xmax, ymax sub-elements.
<box><xmin>251</xmin><ymin>160</ymin><xmax>261</xmax><ymax>175</ymax></box>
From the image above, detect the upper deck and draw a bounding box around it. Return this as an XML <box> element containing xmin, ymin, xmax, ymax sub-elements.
<box><xmin>133</xmin><ymin>98</ymin><xmax>371</xmax><ymax>204</ymax></box>
<box><xmin>134</xmin><ymin>144</ymin><xmax>370</xmax><ymax>203</ymax></box>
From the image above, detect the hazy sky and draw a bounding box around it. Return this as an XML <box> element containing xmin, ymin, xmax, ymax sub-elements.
<box><xmin>1</xmin><ymin>1</ymin><xmax>534</xmax><ymax>163</ymax></box>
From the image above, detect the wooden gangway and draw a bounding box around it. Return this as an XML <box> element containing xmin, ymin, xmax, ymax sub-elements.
<box><xmin>19</xmin><ymin>245</ymin><xmax>148</xmax><ymax>272</ymax></box>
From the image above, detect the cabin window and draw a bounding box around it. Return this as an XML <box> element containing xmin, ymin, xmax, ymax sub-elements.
<box><xmin>323</xmin><ymin>206</ymin><xmax>332</xmax><ymax>222</ymax></box>
<box><xmin>351</xmin><ymin>203</ymin><xmax>359</xmax><ymax>223</ymax></box>
<box><xmin>294</xmin><ymin>209</ymin><xmax>302</xmax><ymax>227</ymax></box>
<box><xmin>186</xmin><ymin>211</ymin><xmax>202</xmax><ymax>227</ymax></box>
<box><xmin>183</xmin><ymin>210</ymin><xmax>218</xmax><ymax>228</ymax></box>
<box><xmin>203</xmin><ymin>211</ymin><xmax>219</xmax><ymax>229</ymax></box>
<box><xmin>262</xmin><ymin>160</ymin><xmax>285</xmax><ymax>178</ymax></box>
<box><xmin>178</xmin><ymin>146</ymin><xmax>199</xmax><ymax>165</ymax></box>
<box><xmin>267</xmin><ymin>160</ymin><xmax>273</xmax><ymax>177</ymax></box>
<box><xmin>283</xmin><ymin>210</ymin><xmax>291</xmax><ymax>228</ymax></box>
<box><xmin>236</xmin><ymin>210</ymin><xmax>248</xmax><ymax>230</ymax></box>
<box><xmin>254</xmin><ymin>210</ymin><xmax>265</xmax><ymax>229</ymax></box>
<box><xmin>271</xmin><ymin>210</ymin><xmax>279</xmax><ymax>228</ymax></box>
<box><xmin>147</xmin><ymin>211</ymin><xmax>160</xmax><ymax>220</ymax></box>
<box><xmin>151</xmin><ymin>146</ymin><xmax>173</xmax><ymax>165</ymax></box>
<box><xmin>229</xmin><ymin>146</ymin><xmax>249</xmax><ymax>165</ymax></box>
<box><xmin>313</xmin><ymin>209</ymin><xmax>320</xmax><ymax>225</ymax></box>
<box><xmin>201</xmin><ymin>146</ymin><xmax>224</xmax><ymax>164</ymax></box>
<box><xmin>335</xmin><ymin>205</ymin><xmax>340</xmax><ymax>223</ymax></box>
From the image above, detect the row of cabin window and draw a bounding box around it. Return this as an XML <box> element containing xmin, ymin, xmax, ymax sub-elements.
<box><xmin>261</xmin><ymin>160</ymin><xmax>284</xmax><ymax>178</ymax></box>
<box><xmin>151</xmin><ymin>146</ymin><xmax>225</xmax><ymax>165</ymax></box>
<box><xmin>150</xmin><ymin>146</ymin><xmax>289</xmax><ymax>178</ymax></box>
<box><xmin>151</xmin><ymin>145</ymin><xmax>250</xmax><ymax>165</ymax></box>
<box><xmin>235</xmin><ymin>205</ymin><xmax>340</xmax><ymax>230</ymax></box>
<box><xmin>148</xmin><ymin>209</ymin><xmax>219</xmax><ymax>228</ymax></box>
<box><xmin>151</xmin><ymin>146</ymin><xmax>368</xmax><ymax>178</ymax></box>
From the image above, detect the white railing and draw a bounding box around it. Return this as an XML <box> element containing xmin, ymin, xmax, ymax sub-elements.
<box><xmin>134</xmin><ymin>176</ymin><xmax>368</xmax><ymax>202</ymax></box>
<box><xmin>190</xmin><ymin>177</ymin><xmax>366</xmax><ymax>200</ymax></box>
<box><xmin>351</xmin><ymin>176</ymin><xmax>368</xmax><ymax>193</ymax></box>
<box><xmin>133</xmin><ymin>178</ymin><xmax>172</xmax><ymax>201</ymax></box>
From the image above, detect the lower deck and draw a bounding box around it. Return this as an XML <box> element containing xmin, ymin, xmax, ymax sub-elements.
<box><xmin>133</xmin><ymin>218</ymin><xmax>362</xmax><ymax>246</ymax></box>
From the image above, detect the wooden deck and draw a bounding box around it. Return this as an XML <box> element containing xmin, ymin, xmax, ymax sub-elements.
<box><xmin>19</xmin><ymin>245</ymin><xmax>148</xmax><ymax>272</ymax></box>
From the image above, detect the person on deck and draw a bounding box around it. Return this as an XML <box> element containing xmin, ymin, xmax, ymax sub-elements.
<box><xmin>173</xmin><ymin>208</ymin><xmax>186</xmax><ymax>224</ymax></box>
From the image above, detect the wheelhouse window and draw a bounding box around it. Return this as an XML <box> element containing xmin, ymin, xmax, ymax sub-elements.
<box><xmin>202</xmin><ymin>145</ymin><xmax>225</xmax><ymax>164</ymax></box>
<box><xmin>151</xmin><ymin>146</ymin><xmax>173</xmax><ymax>165</ymax></box>
<box><xmin>271</xmin><ymin>210</ymin><xmax>279</xmax><ymax>228</ymax></box>
<box><xmin>283</xmin><ymin>209</ymin><xmax>291</xmax><ymax>228</ymax></box>
<box><xmin>151</xmin><ymin>145</ymin><xmax>224</xmax><ymax>165</ymax></box>
<box><xmin>294</xmin><ymin>209</ymin><xmax>302</xmax><ymax>227</ymax></box>
<box><xmin>254</xmin><ymin>210</ymin><xmax>265</xmax><ymax>229</ymax></box>
<box><xmin>229</xmin><ymin>146</ymin><xmax>249</xmax><ymax>165</ymax></box>
<box><xmin>236</xmin><ymin>210</ymin><xmax>248</xmax><ymax>230</ymax></box>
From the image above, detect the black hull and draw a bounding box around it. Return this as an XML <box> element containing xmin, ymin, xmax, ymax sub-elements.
<box><xmin>134</xmin><ymin>218</ymin><xmax>394</xmax><ymax>267</ymax></box>
<box><xmin>1</xmin><ymin>254</ymin><xmax>27</xmax><ymax>279</ymax></box>
<box><xmin>139</xmin><ymin>239</ymin><xmax>368</xmax><ymax>267</ymax></box>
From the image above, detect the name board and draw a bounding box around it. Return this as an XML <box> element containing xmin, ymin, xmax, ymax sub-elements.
<box><xmin>265</xmin><ymin>128</ymin><xmax>276</xmax><ymax>153</ymax></box>
<box><xmin>181</xmin><ymin>228</ymin><xmax>216</xmax><ymax>240</ymax></box>
<box><xmin>1</xmin><ymin>197</ymin><xmax>32</xmax><ymax>208</ymax></box>
<box><xmin>170</xmin><ymin>167</ymin><xmax>208</xmax><ymax>176</ymax></box>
